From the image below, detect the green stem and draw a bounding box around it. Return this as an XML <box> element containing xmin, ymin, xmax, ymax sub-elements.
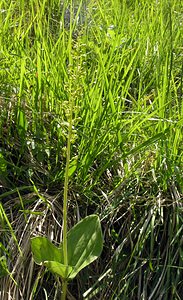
<box><xmin>62</xmin><ymin>99</ymin><xmax>72</xmax><ymax>300</ymax></box>
<box><xmin>62</xmin><ymin>3</ymin><xmax>73</xmax><ymax>299</ymax></box>
<box><xmin>63</xmin><ymin>120</ymin><xmax>71</xmax><ymax>267</ymax></box>
<box><xmin>61</xmin><ymin>280</ymin><xmax>68</xmax><ymax>300</ymax></box>
<box><xmin>62</xmin><ymin>66</ymin><xmax>73</xmax><ymax>300</ymax></box>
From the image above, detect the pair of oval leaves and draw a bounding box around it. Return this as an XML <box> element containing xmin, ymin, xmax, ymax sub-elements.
<box><xmin>31</xmin><ymin>215</ymin><xmax>103</xmax><ymax>280</ymax></box>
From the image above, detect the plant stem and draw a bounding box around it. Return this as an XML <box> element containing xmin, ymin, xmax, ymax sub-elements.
<box><xmin>63</xmin><ymin>119</ymin><xmax>71</xmax><ymax>267</ymax></box>
<box><xmin>61</xmin><ymin>280</ymin><xmax>68</xmax><ymax>300</ymax></box>
<box><xmin>62</xmin><ymin>94</ymin><xmax>73</xmax><ymax>300</ymax></box>
<box><xmin>62</xmin><ymin>52</ymin><xmax>73</xmax><ymax>300</ymax></box>
<box><xmin>62</xmin><ymin>2</ymin><xmax>73</xmax><ymax>299</ymax></box>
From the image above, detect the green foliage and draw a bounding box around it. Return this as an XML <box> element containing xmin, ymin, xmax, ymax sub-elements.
<box><xmin>0</xmin><ymin>153</ymin><xmax>7</xmax><ymax>174</ymax></box>
<box><xmin>0</xmin><ymin>256</ymin><xmax>9</xmax><ymax>278</ymax></box>
<box><xmin>31</xmin><ymin>215</ymin><xmax>103</xmax><ymax>280</ymax></box>
<box><xmin>0</xmin><ymin>0</ymin><xmax>183</xmax><ymax>299</ymax></box>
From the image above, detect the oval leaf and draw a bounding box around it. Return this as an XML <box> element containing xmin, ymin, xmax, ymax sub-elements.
<box><xmin>62</xmin><ymin>214</ymin><xmax>103</xmax><ymax>279</ymax></box>
<box><xmin>31</xmin><ymin>237</ymin><xmax>62</xmax><ymax>265</ymax></box>
<box><xmin>31</xmin><ymin>215</ymin><xmax>103</xmax><ymax>280</ymax></box>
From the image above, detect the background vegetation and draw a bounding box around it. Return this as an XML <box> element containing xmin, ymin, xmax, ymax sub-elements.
<box><xmin>0</xmin><ymin>0</ymin><xmax>182</xmax><ymax>299</ymax></box>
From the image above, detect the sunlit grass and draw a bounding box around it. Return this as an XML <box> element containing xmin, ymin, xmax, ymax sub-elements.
<box><xmin>0</xmin><ymin>0</ymin><xmax>183</xmax><ymax>299</ymax></box>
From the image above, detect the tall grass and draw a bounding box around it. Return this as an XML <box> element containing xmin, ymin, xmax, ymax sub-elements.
<box><xmin>0</xmin><ymin>0</ymin><xmax>182</xmax><ymax>299</ymax></box>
